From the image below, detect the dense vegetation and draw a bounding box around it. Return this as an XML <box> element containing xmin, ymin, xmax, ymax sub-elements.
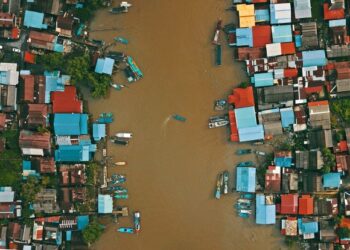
<box><xmin>82</xmin><ymin>217</ymin><xmax>104</xmax><ymax>244</ymax></box>
<box><xmin>330</xmin><ymin>99</ymin><xmax>350</xmax><ymax>128</ymax></box>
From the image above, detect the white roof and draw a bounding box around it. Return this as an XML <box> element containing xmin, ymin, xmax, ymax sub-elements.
<box><xmin>294</xmin><ymin>0</ymin><xmax>312</xmax><ymax>19</ymax></box>
<box><xmin>22</xmin><ymin>148</ymin><xmax>44</xmax><ymax>156</ymax></box>
<box><xmin>0</xmin><ymin>191</ymin><xmax>14</xmax><ymax>202</ymax></box>
<box><xmin>274</xmin><ymin>69</ymin><xmax>284</xmax><ymax>79</ymax></box>
<box><xmin>266</xmin><ymin>43</ymin><xmax>282</xmax><ymax>57</ymax></box>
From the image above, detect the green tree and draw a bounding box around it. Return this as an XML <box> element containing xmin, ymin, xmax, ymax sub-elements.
<box><xmin>37</xmin><ymin>53</ymin><xmax>64</xmax><ymax>71</ymax></box>
<box><xmin>321</xmin><ymin>148</ymin><xmax>335</xmax><ymax>173</ymax></box>
<box><xmin>90</xmin><ymin>74</ymin><xmax>111</xmax><ymax>98</ymax></box>
<box><xmin>331</xmin><ymin>99</ymin><xmax>350</xmax><ymax>127</ymax></box>
<box><xmin>66</xmin><ymin>55</ymin><xmax>91</xmax><ymax>84</ymax></box>
<box><xmin>336</xmin><ymin>227</ymin><xmax>350</xmax><ymax>238</ymax></box>
<box><xmin>21</xmin><ymin>176</ymin><xmax>41</xmax><ymax>203</ymax></box>
<box><xmin>238</xmin><ymin>82</ymin><xmax>249</xmax><ymax>88</ymax></box>
<box><xmin>82</xmin><ymin>218</ymin><xmax>104</xmax><ymax>244</ymax></box>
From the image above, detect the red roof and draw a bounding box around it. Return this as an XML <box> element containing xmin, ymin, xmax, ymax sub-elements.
<box><xmin>340</xmin><ymin>218</ymin><xmax>350</xmax><ymax>229</ymax></box>
<box><xmin>19</xmin><ymin>131</ymin><xmax>51</xmax><ymax>150</ymax></box>
<box><xmin>0</xmin><ymin>113</ymin><xmax>5</xmax><ymax>131</ymax></box>
<box><xmin>323</xmin><ymin>3</ymin><xmax>344</xmax><ymax>20</ymax></box>
<box><xmin>237</xmin><ymin>47</ymin><xmax>265</xmax><ymax>60</ymax></box>
<box><xmin>228</xmin><ymin>110</ymin><xmax>239</xmax><ymax>142</ymax></box>
<box><xmin>228</xmin><ymin>86</ymin><xmax>255</xmax><ymax>108</ymax></box>
<box><xmin>11</xmin><ymin>27</ymin><xmax>19</xmax><ymax>39</ymax></box>
<box><xmin>298</xmin><ymin>195</ymin><xmax>314</xmax><ymax>215</ymax></box>
<box><xmin>24</xmin><ymin>51</ymin><xmax>36</xmax><ymax>64</ymax></box>
<box><xmin>281</xmin><ymin>194</ymin><xmax>298</xmax><ymax>214</ymax></box>
<box><xmin>22</xmin><ymin>75</ymin><xmax>34</xmax><ymax>102</ymax></box>
<box><xmin>252</xmin><ymin>25</ymin><xmax>271</xmax><ymax>48</ymax></box>
<box><xmin>337</xmin><ymin>67</ymin><xmax>350</xmax><ymax>80</ymax></box>
<box><xmin>304</xmin><ymin>86</ymin><xmax>324</xmax><ymax>95</ymax></box>
<box><xmin>284</xmin><ymin>68</ymin><xmax>298</xmax><ymax>78</ymax></box>
<box><xmin>308</xmin><ymin>100</ymin><xmax>329</xmax><ymax>107</ymax></box>
<box><xmin>265</xmin><ymin>166</ymin><xmax>281</xmax><ymax>192</ymax></box>
<box><xmin>51</xmin><ymin>86</ymin><xmax>82</xmax><ymax>113</ymax></box>
<box><xmin>39</xmin><ymin>157</ymin><xmax>56</xmax><ymax>173</ymax></box>
<box><xmin>281</xmin><ymin>42</ymin><xmax>296</xmax><ymax>55</ymax></box>
<box><xmin>28</xmin><ymin>104</ymin><xmax>48</xmax><ymax>127</ymax></box>
<box><xmin>338</xmin><ymin>140</ymin><xmax>349</xmax><ymax>152</ymax></box>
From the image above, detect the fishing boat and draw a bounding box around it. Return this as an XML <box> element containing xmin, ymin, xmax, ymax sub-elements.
<box><xmin>237</xmin><ymin>198</ymin><xmax>251</xmax><ymax>204</ymax></box>
<box><xmin>108</xmin><ymin>185</ymin><xmax>127</xmax><ymax>191</ymax></box>
<box><xmin>115</xmin><ymin>132</ymin><xmax>133</xmax><ymax>139</ymax></box>
<box><xmin>238</xmin><ymin>212</ymin><xmax>249</xmax><ymax>218</ymax></box>
<box><xmin>114</xmin><ymin>36</ymin><xmax>129</xmax><ymax>44</ymax></box>
<box><xmin>172</xmin><ymin>114</ymin><xmax>187</xmax><ymax>122</ymax></box>
<box><xmin>114</xmin><ymin>194</ymin><xmax>128</xmax><ymax>199</ymax></box>
<box><xmin>212</xmin><ymin>19</ymin><xmax>222</xmax><ymax>45</ymax></box>
<box><xmin>214</xmin><ymin>99</ymin><xmax>227</xmax><ymax>111</ymax></box>
<box><xmin>110</xmin><ymin>83</ymin><xmax>126</xmax><ymax>91</ymax></box>
<box><xmin>107</xmin><ymin>51</ymin><xmax>126</xmax><ymax>62</ymax></box>
<box><xmin>126</xmin><ymin>56</ymin><xmax>143</xmax><ymax>79</ymax></box>
<box><xmin>223</xmin><ymin>171</ymin><xmax>229</xmax><ymax>194</ymax></box>
<box><xmin>240</xmin><ymin>193</ymin><xmax>254</xmax><ymax>200</ymax></box>
<box><xmin>110</xmin><ymin>6</ymin><xmax>128</xmax><ymax>14</ymax></box>
<box><xmin>209</xmin><ymin>115</ymin><xmax>228</xmax><ymax>123</ymax></box>
<box><xmin>111</xmin><ymin>139</ymin><xmax>129</xmax><ymax>146</ymax></box>
<box><xmin>114</xmin><ymin>161</ymin><xmax>127</xmax><ymax>166</ymax></box>
<box><xmin>238</xmin><ymin>209</ymin><xmax>252</xmax><ymax>214</ymax></box>
<box><xmin>208</xmin><ymin>120</ymin><xmax>229</xmax><ymax>129</ymax></box>
<box><xmin>117</xmin><ymin>227</ymin><xmax>134</xmax><ymax>234</ymax></box>
<box><xmin>235</xmin><ymin>149</ymin><xmax>252</xmax><ymax>155</ymax></box>
<box><xmin>234</xmin><ymin>203</ymin><xmax>251</xmax><ymax>210</ymax></box>
<box><xmin>134</xmin><ymin>212</ymin><xmax>141</xmax><ymax>233</ymax></box>
<box><xmin>215</xmin><ymin>173</ymin><xmax>223</xmax><ymax>199</ymax></box>
<box><xmin>236</xmin><ymin>161</ymin><xmax>254</xmax><ymax>168</ymax></box>
<box><xmin>216</xmin><ymin>44</ymin><xmax>222</xmax><ymax>66</ymax></box>
<box><xmin>114</xmin><ymin>188</ymin><xmax>128</xmax><ymax>194</ymax></box>
<box><xmin>96</xmin><ymin>112</ymin><xmax>114</xmax><ymax>124</ymax></box>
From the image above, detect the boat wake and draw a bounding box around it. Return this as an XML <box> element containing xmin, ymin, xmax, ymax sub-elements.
<box><xmin>161</xmin><ymin>116</ymin><xmax>171</xmax><ymax>137</ymax></box>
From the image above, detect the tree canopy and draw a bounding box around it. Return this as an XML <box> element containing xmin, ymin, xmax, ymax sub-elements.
<box><xmin>331</xmin><ymin>99</ymin><xmax>350</xmax><ymax>128</ymax></box>
<box><xmin>321</xmin><ymin>148</ymin><xmax>335</xmax><ymax>173</ymax></box>
<box><xmin>82</xmin><ymin>218</ymin><xmax>104</xmax><ymax>244</ymax></box>
<box><xmin>20</xmin><ymin>176</ymin><xmax>41</xmax><ymax>203</ymax></box>
<box><xmin>336</xmin><ymin>227</ymin><xmax>350</xmax><ymax>239</ymax></box>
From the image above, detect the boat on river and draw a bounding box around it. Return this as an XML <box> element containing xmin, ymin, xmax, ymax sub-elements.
<box><xmin>115</xmin><ymin>132</ymin><xmax>133</xmax><ymax>139</ymax></box>
<box><xmin>114</xmin><ymin>194</ymin><xmax>128</xmax><ymax>199</ymax></box>
<box><xmin>114</xmin><ymin>36</ymin><xmax>129</xmax><ymax>44</ymax></box>
<box><xmin>114</xmin><ymin>161</ymin><xmax>127</xmax><ymax>166</ymax></box>
<box><xmin>117</xmin><ymin>227</ymin><xmax>134</xmax><ymax>234</ymax></box>
<box><xmin>235</xmin><ymin>149</ymin><xmax>252</xmax><ymax>155</ymax></box>
<box><xmin>238</xmin><ymin>212</ymin><xmax>249</xmax><ymax>218</ymax></box>
<box><xmin>172</xmin><ymin>114</ymin><xmax>187</xmax><ymax>122</ymax></box>
<box><xmin>216</xmin><ymin>44</ymin><xmax>222</xmax><ymax>66</ymax></box>
<box><xmin>208</xmin><ymin>120</ymin><xmax>229</xmax><ymax>129</ymax></box>
<box><xmin>134</xmin><ymin>212</ymin><xmax>141</xmax><ymax>233</ymax></box>
<box><xmin>96</xmin><ymin>112</ymin><xmax>114</xmax><ymax>124</ymax></box>
<box><xmin>111</xmin><ymin>137</ymin><xmax>129</xmax><ymax>146</ymax></box>
<box><xmin>214</xmin><ymin>99</ymin><xmax>227</xmax><ymax>111</ymax></box>
<box><xmin>237</xmin><ymin>161</ymin><xmax>254</xmax><ymax>168</ymax></box>
<box><xmin>111</xmin><ymin>83</ymin><xmax>127</xmax><ymax>90</ymax></box>
<box><xmin>223</xmin><ymin>171</ymin><xmax>229</xmax><ymax>194</ymax></box>
<box><xmin>215</xmin><ymin>173</ymin><xmax>223</xmax><ymax>199</ymax></box>
<box><xmin>212</xmin><ymin>19</ymin><xmax>222</xmax><ymax>45</ymax></box>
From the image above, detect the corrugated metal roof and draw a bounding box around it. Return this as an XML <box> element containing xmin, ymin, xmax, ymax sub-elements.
<box><xmin>98</xmin><ymin>194</ymin><xmax>113</xmax><ymax>214</ymax></box>
<box><xmin>270</xmin><ymin>3</ymin><xmax>291</xmax><ymax>24</ymax></box>
<box><xmin>93</xmin><ymin>123</ymin><xmax>106</xmax><ymax>141</ymax></box>
<box><xmin>255</xmin><ymin>9</ymin><xmax>270</xmax><ymax>23</ymax></box>
<box><xmin>235</xmin><ymin>28</ymin><xmax>253</xmax><ymax>47</ymax></box>
<box><xmin>252</xmin><ymin>72</ymin><xmax>274</xmax><ymax>87</ymax></box>
<box><xmin>323</xmin><ymin>173</ymin><xmax>341</xmax><ymax>188</ymax></box>
<box><xmin>0</xmin><ymin>191</ymin><xmax>14</xmax><ymax>203</ymax></box>
<box><xmin>299</xmin><ymin>220</ymin><xmax>319</xmax><ymax>234</ymax></box>
<box><xmin>236</xmin><ymin>4</ymin><xmax>255</xmax><ymax>28</ymax></box>
<box><xmin>256</xmin><ymin>194</ymin><xmax>276</xmax><ymax>224</ymax></box>
<box><xmin>302</xmin><ymin>50</ymin><xmax>327</xmax><ymax>67</ymax></box>
<box><xmin>236</xmin><ymin>167</ymin><xmax>256</xmax><ymax>193</ymax></box>
<box><xmin>54</xmin><ymin>114</ymin><xmax>88</xmax><ymax>136</ymax></box>
<box><xmin>238</xmin><ymin>125</ymin><xmax>264</xmax><ymax>142</ymax></box>
<box><xmin>272</xmin><ymin>25</ymin><xmax>292</xmax><ymax>43</ymax></box>
<box><xmin>280</xmin><ymin>107</ymin><xmax>295</xmax><ymax>128</ymax></box>
<box><xmin>23</xmin><ymin>11</ymin><xmax>47</xmax><ymax>29</ymax></box>
<box><xmin>55</xmin><ymin>145</ymin><xmax>95</xmax><ymax>162</ymax></box>
<box><xmin>95</xmin><ymin>58</ymin><xmax>115</xmax><ymax>75</ymax></box>
<box><xmin>294</xmin><ymin>0</ymin><xmax>312</xmax><ymax>19</ymax></box>
<box><xmin>235</xmin><ymin>106</ymin><xmax>257</xmax><ymax>129</ymax></box>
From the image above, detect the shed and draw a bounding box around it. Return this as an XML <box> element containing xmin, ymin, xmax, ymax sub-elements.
<box><xmin>298</xmin><ymin>195</ymin><xmax>314</xmax><ymax>215</ymax></box>
<box><xmin>280</xmin><ymin>107</ymin><xmax>295</xmax><ymax>128</ymax></box>
<box><xmin>98</xmin><ymin>194</ymin><xmax>113</xmax><ymax>214</ymax></box>
<box><xmin>95</xmin><ymin>58</ymin><xmax>115</xmax><ymax>75</ymax></box>
<box><xmin>93</xmin><ymin>123</ymin><xmax>106</xmax><ymax>142</ymax></box>
<box><xmin>280</xmin><ymin>194</ymin><xmax>298</xmax><ymax>214</ymax></box>
<box><xmin>23</xmin><ymin>11</ymin><xmax>47</xmax><ymax>29</ymax></box>
<box><xmin>77</xmin><ymin>215</ymin><xmax>89</xmax><ymax>230</ymax></box>
<box><xmin>293</xmin><ymin>0</ymin><xmax>312</xmax><ymax>19</ymax></box>
<box><xmin>323</xmin><ymin>173</ymin><xmax>341</xmax><ymax>189</ymax></box>
<box><xmin>252</xmin><ymin>25</ymin><xmax>271</xmax><ymax>47</ymax></box>
<box><xmin>236</xmin><ymin>167</ymin><xmax>256</xmax><ymax>193</ymax></box>
<box><xmin>272</xmin><ymin>25</ymin><xmax>292</xmax><ymax>43</ymax></box>
<box><xmin>308</xmin><ymin>101</ymin><xmax>331</xmax><ymax>130</ymax></box>
<box><xmin>54</xmin><ymin>114</ymin><xmax>88</xmax><ymax>136</ymax></box>
<box><xmin>0</xmin><ymin>189</ymin><xmax>14</xmax><ymax>203</ymax></box>
<box><xmin>270</xmin><ymin>3</ymin><xmax>291</xmax><ymax>24</ymax></box>
<box><xmin>252</xmin><ymin>72</ymin><xmax>273</xmax><ymax>87</ymax></box>
<box><xmin>265</xmin><ymin>166</ymin><xmax>281</xmax><ymax>192</ymax></box>
<box><xmin>255</xmin><ymin>9</ymin><xmax>269</xmax><ymax>23</ymax></box>
<box><xmin>302</xmin><ymin>50</ymin><xmax>327</xmax><ymax>67</ymax></box>
<box><xmin>299</xmin><ymin>220</ymin><xmax>319</xmax><ymax>235</ymax></box>
<box><xmin>256</xmin><ymin>194</ymin><xmax>276</xmax><ymax>224</ymax></box>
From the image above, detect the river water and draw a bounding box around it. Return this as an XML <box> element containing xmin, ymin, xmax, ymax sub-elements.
<box><xmin>88</xmin><ymin>0</ymin><xmax>283</xmax><ymax>249</ymax></box>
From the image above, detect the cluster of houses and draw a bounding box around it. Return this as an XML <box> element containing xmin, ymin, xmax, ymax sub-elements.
<box><xmin>226</xmin><ymin>0</ymin><xmax>350</xmax><ymax>247</ymax></box>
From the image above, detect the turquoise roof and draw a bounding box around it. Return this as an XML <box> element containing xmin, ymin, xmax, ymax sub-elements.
<box><xmin>238</xmin><ymin>125</ymin><xmax>264</xmax><ymax>142</ymax></box>
<box><xmin>93</xmin><ymin>123</ymin><xmax>106</xmax><ymax>141</ymax></box>
<box><xmin>272</xmin><ymin>25</ymin><xmax>292</xmax><ymax>43</ymax></box>
<box><xmin>95</xmin><ymin>58</ymin><xmax>115</xmax><ymax>75</ymax></box>
<box><xmin>55</xmin><ymin>144</ymin><xmax>96</xmax><ymax>162</ymax></box>
<box><xmin>280</xmin><ymin>108</ymin><xmax>295</xmax><ymax>128</ymax></box>
<box><xmin>235</xmin><ymin>28</ymin><xmax>253</xmax><ymax>47</ymax></box>
<box><xmin>298</xmin><ymin>219</ymin><xmax>319</xmax><ymax>234</ymax></box>
<box><xmin>54</xmin><ymin>114</ymin><xmax>88</xmax><ymax>136</ymax></box>
<box><xmin>274</xmin><ymin>156</ymin><xmax>292</xmax><ymax>168</ymax></box>
<box><xmin>302</xmin><ymin>50</ymin><xmax>327</xmax><ymax>67</ymax></box>
<box><xmin>22</xmin><ymin>160</ymin><xmax>31</xmax><ymax>170</ymax></box>
<box><xmin>236</xmin><ymin>167</ymin><xmax>256</xmax><ymax>193</ymax></box>
<box><xmin>255</xmin><ymin>9</ymin><xmax>270</xmax><ymax>23</ymax></box>
<box><xmin>23</xmin><ymin>11</ymin><xmax>47</xmax><ymax>29</ymax></box>
<box><xmin>77</xmin><ymin>215</ymin><xmax>89</xmax><ymax>230</ymax></box>
<box><xmin>235</xmin><ymin>107</ymin><xmax>257</xmax><ymax>129</ymax></box>
<box><xmin>323</xmin><ymin>173</ymin><xmax>341</xmax><ymax>188</ymax></box>
<box><xmin>66</xmin><ymin>231</ymin><xmax>72</xmax><ymax>241</ymax></box>
<box><xmin>256</xmin><ymin>194</ymin><xmax>276</xmax><ymax>224</ymax></box>
<box><xmin>252</xmin><ymin>72</ymin><xmax>274</xmax><ymax>87</ymax></box>
<box><xmin>45</xmin><ymin>75</ymin><xmax>65</xmax><ymax>103</ymax></box>
<box><xmin>98</xmin><ymin>194</ymin><xmax>113</xmax><ymax>214</ymax></box>
<box><xmin>295</xmin><ymin>35</ymin><xmax>302</xmax><ymax>47</ymax></box>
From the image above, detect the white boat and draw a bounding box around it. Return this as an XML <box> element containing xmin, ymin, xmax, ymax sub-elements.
<box><xmin>120</xmin><ymin>1</ymin><xmax>132</xmax><ymax>8</ymax></box>
<box><xmin>114</xmin><ymin>161</ymin><xmax>127</xmax><ymax>166</ymax></box>
<box><xmin>237</xmin><ymin>198</ymin><xmax>251</xmax><ymax>204</ymax></box>
<box><xmin>239</xmin><ymin>209</ymin><xmax>252</xmax><ymax>214</ymax></box>
<box><xmin>208</xmin><ymin>120</ymin><xmax>229</xmax><ymax>129</ymax></box>
<box><xmin>115</xmin><ymin>132</ymin><xmax>133</xmax><ymax>138</ymax></box>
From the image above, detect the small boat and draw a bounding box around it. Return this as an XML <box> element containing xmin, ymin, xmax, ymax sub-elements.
<box><xmin>214</xmin><ymin>99</ymin><xmax>227</xmax><ymax>111</ymax></box>
<box><xmin>223</xmin><ymin>171</ymin><xmax>229</xmax><ymax>194</ymax></box>
<box><xmin>134</xmin><ymin>211</ymin><xmax>141</xmax><ymax>233</ymax></box>
<box><xmin>238</xmin><ymin>209</ymin><xmax>252</xmax><ymax>214</ymax></box>
<box><xmin>120</xmin><ymin>1</ymin><xmax>132</xmax><ymax>7</ymax></box>
<box><xmin>114</xmin><ymin>161</ymin><xmax>127</xmax><ymax>166</ymax></box>
<box><xmin>215</xmin><ymin>173</ymin><xmax>223</xmax><ymax>199</ymax></box>
<box><xmin>110</xmin><ymin>6</ymin><xmax>128</xmax><ymax>14</ymax></box>
<box><xmin>240</xmin><ymin>193</ymin><xmax>254</xmax><ymax>200</ymax></box>
<box><xmin>114</xmin><ymin>36</ymin><xmax>129</xmax><ymax>44</ymax></box>
<box><xmin>107</xmin><ymin>51</ymin><xmax>126</xmax><ymax>62</ymax></box>
<box><xmin>111</xmin><ymin>83</ymin><xmax>127</xmax><ymax>91</ymax></box>
<box><xmin>172</xmin><ymin>114</ymin><xmax>187</xmax><ymax>122</ymax></box>
<box><xmin>236</xmin><ymin>161</ymin><xmax>254</xmax><ymax>168</ymax></box>
<box><xmin>209</xmin><ymin>115</ymin><xmax>228</xmax><ymax>123</ymax></box>
<box><xmin>235</xmin><ymin>149</ymin><xmax>252</xmax><ymax>155</ymax></box>
<box><xmin>237</xmin><ymin>198</ymin><xmax>251</xmax><ymax>204</ymax></box>
<box><xmin>238</xmin><ymin>212</ymin><xmax>249</xmax><ymax>218</ymax></box>
<box><xmin>97</xmin><ymin>112</ymin><xmax>114</xmax><ymax>124</ymax></box>
<box><xmin>115</xmin><ymin>132</ymin><xmax>133</xmax><ymax>139</ymax></box>
<box><xmin>216</xmin><ymin>44</ymin><xmax>222</xmax><ymax>66</ymax></box>
<box><xmin>126</xmin><ymin>56</ymin><xmax>143</xmax><ymax>79</ymax></box>
<box><xmin>117</xmin><ymin>227</ymin><xmax>134</xmax><ymax>234</ymax></box>
<box><xmin>208</xmin><ymin>120</ymin><xmax>229</xmax><ymax>129</ymax></box>
<box><xmin>212</xmin><ymin>19</ymin><xmax>222</xmax><ymax>45</ymax></box>
<box><xmin>234</xmin><ymin>203</ymin><xmax>251</xmax><ymax>210</ymax></box>
<box><xmin>111</xmin><ymin>174</ymin><xmax>126</xmax><ymax>180</ymax></box>
<box><xmin>108</xmin><ymin>185</ymin><xmax>126</xmax><ymax>191</ymax></box>
<box><xmin>114</xmin><ymin>194</ymin><xmax>128</xmax><ymax>199</ymax></box>
<box><xmin>114</xmin><ymin>188</ymin><xmax>128</xmax><ymax>194</ymax></box>
<box><xmin>111</xmin><ymin>139</ymin><xmax>129</xmax><ymax>146</ymax></box>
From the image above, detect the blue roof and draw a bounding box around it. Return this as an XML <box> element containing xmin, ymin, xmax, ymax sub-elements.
<box><xmin>252</xmin><ymin>72</ymin><xmax>274</xmax><ymax>87</ymax></box>
<box><xmin>270</xmin><ymin>3</ymin><xmax>291</xmax><ymax>24</ymax></box>
<box><xmin>280</xmin><ymin>108</ymin><xmax>295</xmax><ymax>128</ymax></box>
<box><xmin>22</xmin><ymin>160</ymin><xmax>31</xmax><ymax>170</ymax></box>
<box><xmin>55</xmin><ymin>144</ymin><xmax>96</xmax><ymax>162</ymax></box>
<box><xmin>98</xmin><ymin>194</ymin><xmax>113</xmax><ymax>214</ymax></box>
<box><xmin>236</xmin><ymin>167</ymin><xmax>256</xmax><ymax>193</ymax></box>
<box><xmin>54</xmin><ymin>114</ymin><xmax>88</xmax><ymax>136</ymax></box>
<box><xmin>274</xmin><ymin>156</ymin><xmax>293</xmax><ymax>168</ymax></box>
<box><xmin>295</xmin><ymin>35</ymin><xmax>302</xmax><ymax>47</ymax></box>
<box><xmin>302</xmin><ymin>50</ymin><xmax>327</xmax><ymax>67</ymax></box>
<box><xmin>53</xmin><ymin>42</ymin><xmax>64</xmax><ymax>53</ymax></box>
<box><xmin>77</xmin><ymin>215</ymin><xmax>89</xmax><ymax>230</ymax></box>
<box><xmin>93</xmin><ymin>123</ymin><xmax>106</xmax><ymax>141</ymax></box>
<box><xmin>235</xmin><ymin>28</ymin><xmax>253</xmax><ymax>47</ymax></box>
<box><xmin>95</xmin><ymin>58</ymin><xmax>115</xmax><ymax>75</ymax></box>
<box><xmin>323</xmin><ymin>173</ymin><xmax>341</xmax><ymax>188</ymax></box>
<box><xmin>298</xmin><ymin>219</ymin><xmax>319</xmax><ymax>234</ymax></box>
<box><xmin>272</xmin><ymin>25</ymin><xmax>292</xmax><ymax>43</ymax></box>
<box><xmin>329</xmin><ymin>19</ymin><xmax>346</xmax><ymax>27</ymax></box>
<box><xmin>256</xmin><ymin>194</ymin><xmax>276</xmax><ymax>224</ymax></box>
<box><xmin>238</xmin><ymin>125</ymin><xmax>265</xmax><ymax>142</ymax></box>
<box><xmin>45</xmin><ymin>75</ymin><xmax>65</xmax><ymax>103</ymax></box>
<box><xmin>66</xmin><ymin>231</ymin><xmax>72</xmax><ymax>241</ymax></box>
<box><xmin>255</xmin><ymin>9</ymin><xmax>270</xmax><ymax>23</ymax></box>
<box><xmin>23</xmin><ymin>11</ymin><xmax>47</xmax><ymax>29</ymax></box>
<box><xmin>0</xmin><ymin>71</ymin><xmax>10</xmax><ymax>85</ymax></box>
<box><xmin>235</xmin><ymin>107</ymin><xmax>257</xmax><ymax>129</ymax></box>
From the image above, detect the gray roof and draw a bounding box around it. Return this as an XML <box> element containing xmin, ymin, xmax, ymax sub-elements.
<box><xmin>0</xmin><ymin>191</ymin><xmax>14</xmax><ymax>202</ymax></box>
<box><xmin>263</xmin><ymin>85</ymin><xmax>294</xmax><ymax>103</ymax></box>
<box><xmin>294</xmin><ymin>0</ymin><xmax>312</xmax><ymax>19</ymax></box>
<box><xmin>296</xmin><ymin>151</ymin><xmax>309</xmax><ymax>169</ymax></box>
<box><xmin>302</xmin><ymin>173</ymin><xmax>322</xmax><ymax>192</ymax></box>
<box><xmin>309</xmin><ymin>105</ymin><xmax>331</xmax><ymax>130</ymax></box>
<box><xmin>300</xmin><ymin>22</ymin><xmax>318</xmax><ymax>49</ymax></box>
<box><xmin>337</xmin><ymin>79</ymin><xmax>350</xmax><ymax>92</ymax></box>
<box><xmin>327</xmin><ymin>45</ymin><xmax>350</xmax><ymax>58</ymax></box>
<box><xmin>264</xmin><ymin>122</ymin><xmax>283</xmax><ymax>136</ymax></box>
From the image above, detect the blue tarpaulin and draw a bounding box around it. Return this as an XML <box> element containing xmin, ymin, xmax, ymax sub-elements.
<box><xmin>23</xmin><ymin>11</ymin><xmax>47</xmax><ymax>29</ymax></box>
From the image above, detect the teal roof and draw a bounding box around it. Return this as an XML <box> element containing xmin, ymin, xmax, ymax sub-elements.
<box><xmin>280</xmin><ymin>107</ymin><xmax>295</xmax><ymax>128</ymax></box>
<box><xmin>256</xmin><ymin>194</ymin><xmax>276</xmax><ymax>224</ymax></box>
<box><xmin>236</xmin><ymin>167</ymin><xmax>256</xmax><ymax>193</ymax></box>
<box><xmin>95</xmin><ymin>58</ymin><xmax>115</xmax><ymax>75</ymax></box>
<box><xmin>23</xmin><ymin>11</ymin><xmax>47</xmax><ymax>29</ymax></box>
<box><xmin>298</xmin><ymin>219</ymin><xmax>319</xmax><ymax>234</ymax></box>
<box><xmin>45</xmin><ymin>74</ymin><xmax>65</xmax><ymax>103</ymax></box>
<box><xmin>55</xmin><ymin>144</ymin><xmax>96</xmax><ymax>162</ymax></box>
<box><xmin>302</xmin><ymin>50</ymin><xmax>327</xmax><ymax>67</ymax></box>
<box><xmin>272</xmin><ymin>25</ymin><xmax>292</xmax><ymax>43</ymax></box>
<box><xmin>54</xmin><ymin>114</ymin><xmax>88</xmax><ymax>136</ymax></box>
<box><xmin>98</xmin><ymin>194</ymin><xmax>113</xmax><ymax>214</ymax></box>
<box><xmin>323</xmin><ymin>173</ymin><xmax>341</xmax><ymax>188</ymax></box>
<box><xmin>235</xmin><ymin>107</ymin><xmax>257</xmax><ymax>129</ymax></box>
<box><xmin>252</xmin><ymin>72</ymin><xmax>274</xmax><ymax>87</ymax></box>
<box><xmin>93</xmin><ymin>123</ymin><xmax>106</xmax><ymax>141</ymax></box>
<box><xmin>235</xmin><ymin>28</ymin><xmax>253</xmax><ymax>47</ymax></box>
<box><xmin>255</xmin><ymin>9</ymin><xmax>270</xmax><ymax>23</ymax></box>
<box><xmin>77</xmin><ymin>215</ymin><xmax>89</xmax><ymax>230</ymax></box>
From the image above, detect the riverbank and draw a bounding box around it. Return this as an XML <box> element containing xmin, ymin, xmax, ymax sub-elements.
<box><xmin>89</xmin><ymin>1</ymin><xmax>283</xmax><ymax>249</ymax></box>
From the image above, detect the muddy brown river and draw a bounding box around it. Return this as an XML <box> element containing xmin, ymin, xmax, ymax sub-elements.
<box><xmin>88</xmin><ymin>0</ymin><xmax>284</xmax><ymax>249</ymax></box>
